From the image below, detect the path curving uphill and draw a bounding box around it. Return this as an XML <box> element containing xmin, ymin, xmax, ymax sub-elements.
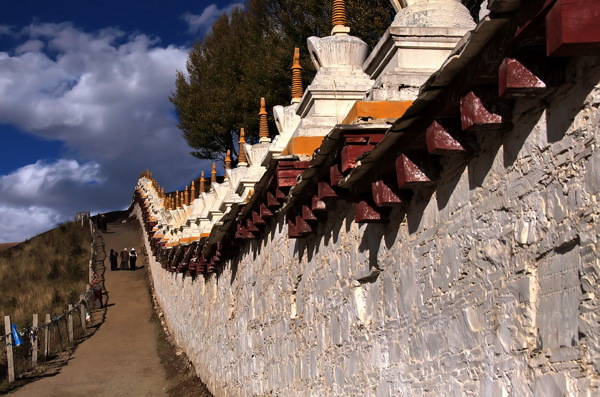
<box><xmin>11</xmin><ymin>218</ymin><xmax>168</xmax><ymax>397</ymax></box>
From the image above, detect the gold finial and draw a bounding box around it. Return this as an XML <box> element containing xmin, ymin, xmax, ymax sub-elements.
<box><xmin>332</xmin><ymin>0</ymin><xmax>347</xmax><ymax>27</ymax></box>
<box><xmin>211</xmin><ymin>162</ymin><xmax>217</xmax><ymax>185</ymax></box>
<box><xmin>238</xmin><ymin>128</ymin><xmax>248</xmax><ymax>167</ymax></box>
<box><xmin>184</xmin><ymin>186</ymin><xmax>189</xmax><ymax>206</ymax></box>
<box><xmin>191</xmin><ymin>181</ymin><xmax>196</xmax><ymax>201</ymax></box>
<box><xmin>259</xmin><ymin>98</ymin><xmax>269</xmax><ymax>143</ymax></box>
<box><xmin>200</xmin><ymin>171</ymin><xmax>206</xmax><ymax>193</ymax></box>
<box><xmin>175</xmin><ymin>191</ymin><xmax>180</xmax><ymax>209</ymax></box>
<box><xmin>225</xmin><ymin>150</ymin><xmax>232</xmax><ymax>170</ymax></box>
<box><xmin>331</xmin><ymin>0</ymin><xmax>350</xmax><ymax>34</ymax></box>
<box><xmin>291</xmin><ymin>48</ymin><xmax>303</xmax><ymax>104</ymax></box>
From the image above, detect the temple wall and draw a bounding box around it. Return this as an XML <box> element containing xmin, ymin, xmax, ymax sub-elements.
<box><xmin>137</xmin><ymin>56</ymin><xmax>600</xmax><ymax>396</ymax></box>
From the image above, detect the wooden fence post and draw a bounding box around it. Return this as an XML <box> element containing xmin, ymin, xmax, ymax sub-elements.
<box><xmin>68</xmin><ymin>305</ymin><xmax>74</xmax><ymax>343</ymax></box>
<box><xmin>44</xmin><ymin>313</ymin><xmax>50</xmax><ymax>358</ymax></box>
<box><xmin>32</xmin><ymin>314</ymin><xmax>38</xmax><ymax>367</ymax></box>
<box><xmin>4</xmin><ymin>316</ymin><xmax>15</xmax><ymax>383</ymax></box>
<box><xmin>79</xmin><ymin>295</ymin><xmax>87</xmax><ymax>331</ymax></box>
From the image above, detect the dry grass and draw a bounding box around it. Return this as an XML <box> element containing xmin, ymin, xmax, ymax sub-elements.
<box><xmin>0</xmin><ymin>221</ymin><xmax>92</xmax><ymax>385</ymax></box>
<box><xmin>0</xmin><ymin>243</ymin><xmax>20</xmax><ymax>253</ymax></box>
<box><xmin>0</xmin><ymin>221</ymin><xmax>92</xmax><ymax>328</ymax></box>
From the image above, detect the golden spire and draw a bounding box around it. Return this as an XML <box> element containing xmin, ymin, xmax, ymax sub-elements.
<box><xmin>291</xmin><ymin>48</ymin><xmax>303</xmax><ymax>104</ymax></box>
<box><xmin>184</xmin><ymin>186</ymin><xmax>189</xmax><ymax>206</ymax></box>
<box><xmin>225</xmin><ymin>150</ymin><xmax>232</xmax><ymax>170</ymax></box>
<box><xmin>200</xmin><ymin>171</ymin><xmax>206</xmax><ymax>193</ymax></box>
<box><xmin>331</xmin><ymin>0</ymin><xmax>350</xmax><ymax>34</ymax></box>
<box><xmin>211</xmin><ymin>162</ymin><xmax>217</xmax><ymax>185</ymax></box>
<box><xmin>176</xmin><ymin>191</ymin><xmax>180</xmax><ymax>209</ymax></box>
<box><xmin>190</xmin><ymin>181</ymin><xmax>196</xmax><ymax>201</ymax></box>
<box><xmin>259</xmin><ymin>98</ymin><xmax>269</xmax><ymax>143</ymax></box>
<box><xmin>332</xmin><ymin>0</ymin><xmax>347</xmax><ymax>27</ymax></box>
<box><xmin>238</xmin><ymin>128</ymin><xmax>248</xmax><ymax>167</ymax></box>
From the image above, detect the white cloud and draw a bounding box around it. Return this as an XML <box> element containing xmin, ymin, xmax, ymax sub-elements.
<box><xmin>0</xmin><ymin>22</ymin><xmax>211</xmax><ymax>242</ymax></box>
<box><xmin>181</xmin><ymin>3</ymin><xmax>245</xmax><ymax>35</ymax></box>
<box><xmin>0</xmin><ymin>205</ymin><xmax>63</xmax><ymax>243</ymax></box>
<box><xmin>0</xmin><ymin>159</ymin><xmax>103</xmax><ymax>199</ymax></box>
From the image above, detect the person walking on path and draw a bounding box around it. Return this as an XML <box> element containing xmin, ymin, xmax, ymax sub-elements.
<box><xmin>120</xmin><ymin>248</ymin><xmax>129</xmax><ymax>270</ymax></box>
<box><xmin>90</xmin><ymin>277</ymin><xmax>103</xmax><ymax>308</ymax></box>
<box><xmin>129</xmin><ymin>248</ymin><xmax>137</xmax><ymax>270</ymax></box>
<box><xmin>109</xmin><ymin>249</ymin><xmax>118</xmax><ymax>271</ymax></box>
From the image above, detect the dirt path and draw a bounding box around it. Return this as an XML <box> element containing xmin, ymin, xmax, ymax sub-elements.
<box><xmin>10</xmin><ymin>219</ymin><xmax>168</xmax><ymax>397</ymax></box>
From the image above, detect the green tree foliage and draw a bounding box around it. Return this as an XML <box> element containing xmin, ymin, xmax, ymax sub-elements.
<box><xmin>170</xmin><ymin>0</ymin><xmax>394</xmax><ymax>162</ymax></box>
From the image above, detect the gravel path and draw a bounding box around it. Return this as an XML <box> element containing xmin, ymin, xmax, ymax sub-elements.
<box><xmin>10</xmin><ymin>219</ymin><xmax>168</xmax><ymax>396</ymax></box>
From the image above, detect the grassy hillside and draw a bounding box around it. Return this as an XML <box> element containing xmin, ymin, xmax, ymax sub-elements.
<box><xmin>0</xmin><ymin>221</ymin><xmax>92</xmax><ymax>328</ymax></box>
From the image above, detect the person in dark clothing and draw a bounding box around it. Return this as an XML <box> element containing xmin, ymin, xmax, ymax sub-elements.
<box><xmin>129</xmin><ymin>248</ymin><xmax>138</xmax><ymax>270</ymax></box>
<box><xmin>109</xmin><ymin>249</ymin><xmax>118</xmax><ymax>271</ymax></box>
<box><xmin>120</xmin><ymin>248</ymin><xmax>129</xmax><ymax>270</ymax></box>
<box><xmin>91</xmin><ymin>277</ymin><xmax>103</xmax><ymax>308</ymax></box>
<box><xmin>98</xmin><ymin>214</ymin><xmax>107</xmax><ymax>233</ymax></box>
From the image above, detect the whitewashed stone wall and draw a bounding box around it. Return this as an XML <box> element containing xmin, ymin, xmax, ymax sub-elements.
<box><xmin>137</xmin><ymin>56</ymin><xmax>600</xmax><ymax>396</ymax></box>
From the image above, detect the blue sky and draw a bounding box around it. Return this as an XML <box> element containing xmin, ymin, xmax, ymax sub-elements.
<box><xmin>0</xmin><ymin>0</ymin><xmax>244</xmax><ymax>243</ymax></box>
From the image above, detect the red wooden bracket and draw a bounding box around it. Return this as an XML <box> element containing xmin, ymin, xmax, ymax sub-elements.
<box><xmin>252</xmin><ymin>211</ymin><xmax>266</xmax><ymax>227</ymax></box>
<box><xmin>372</xmin><ymin>180</ymin><xmax>402</xmax><ymax>207</ymax></box>
<box><xmin>498</xmin><ymin>58</ymin><xmax>547</xmax><ymax>97</ymax></box>
<box><xmin>318</xmin><ymin>181</ymin><xmax>339</xmax><ymax>200</ymax></box>
<box><xmin>341</xmin><ymin>145</ymin><xmax>372</xmax><ymax>173</ymax></box>
<box><xmin>294</xmin><ymin>160</ymin><xmax>311</xmax><ymax>169</ymax></box>
<box><xmin>246</xmin><ymin>218</ymin><xmax>259</xmax><ymax>233</ymax></box>
<box><xmin>277</xmin><ymin>161</ymin><xmax>310</xmax><ymax>187</ymax></box>
<box><xmin>426</xmin><ymin>120</ymin><xmax>466</xmax><ymax>155</ymax></box>
<box><xmin>546</xmin><ymin>0</ymin><xmax>600</xmax><ymax>57</ymax></box>
<box><xmin>259</xmin><ymin>203</ymin><xmax>273</xmax><ymax>219</ymax></box>
<box><xmin>266</xmin><ymin>192</ymin><xmax>281</xmax><ymax>209</ymax></box>
<box><xmin>460</xmin><ymin>90</ymin><xmax>509</xmax><ymax>131</ymax></box>
<box><xmin>235</xmin><ymin>224</ymin><xmax>256</xmax><ymax>240</ymax></box>
<box><xmin>287</xmin><ymin>219</ymin><xmax>301</xmax><ymax>238</ymax></box>
<box><xmin>396</xmin><ymin>154</ymin><xmax>432</xmax><ymax>188</ymax></box>
<box><xmin>275</xmin><ymin>187</ymin><xmax>287</xmax><ymax>201</ymax></box>
<box><xmin>330</xmin><ymin>164</ymin><xmax>344</xmax><ymax>186</ymax></box>
<box><xmin>277</xmin><ymin>169</ymin><xmax>303</xmax><ymax>187</ymax></box>
<box><xmin>355</xmin><ymin>200</ymin><xmax>388</xmax><ymax>223</ymax></box>
<box><xmin>301</xmin><ymin>205</ymin><xmax>318</xmax><ymax>222</ymax></box>
<box><xmin>311</xmin><ymin>195</ymin><xmax>327</xmax><ymax>212</ymax></box>
<box><xmin>295</xmin><ymin>215</ymin><xmax>312</xmax><ymax>235</ymax></box>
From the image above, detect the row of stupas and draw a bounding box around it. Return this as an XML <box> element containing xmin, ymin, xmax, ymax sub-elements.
<box><xmin>136</xmin><ymin>0</ymin><xmax>476</xmax><ymax>249</ymax></box>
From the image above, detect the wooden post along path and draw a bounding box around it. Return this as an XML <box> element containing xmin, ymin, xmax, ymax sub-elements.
<box><xmin>4</xmin><ymin>315</ymin><xmax>15</xmax><ymax>383</ymax></box>
<box><xmin>44</xmin><ymin>313</ymin><xmax>50</xmax><ymax>358</ymax></box>
<box><xmin>68</xmin><ymin>304</ymin><xmax>74</xmax><ymax>343</ymax></box>
<box><xmin>79</xmin><ymin>295</ymin><xmax>87</xmax><ymax>331</ymax></box>
<box><xmin>32</xmin><ymin>314</ymin><xmax>38</xmax><ymax>367</ymax></box>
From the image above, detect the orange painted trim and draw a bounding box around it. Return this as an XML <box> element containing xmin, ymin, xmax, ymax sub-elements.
<box><xmin>281</xmin><ymin>136</ymin><xmax>325</xmax><ymax>156</ymax></box>
<box><xmin>179</xmin><ymin>237</ymin><xmax>198</xmax><ymax>244</ymax></box>
<box><xmin>200</xmin><ymin>233</ymin><xmax>211</xmax><ymax>238</ymax></box>
<box><xmin>342</xmin><ymin>101</ymin><xmax>413</xmax><ymax>125</ymax></box>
